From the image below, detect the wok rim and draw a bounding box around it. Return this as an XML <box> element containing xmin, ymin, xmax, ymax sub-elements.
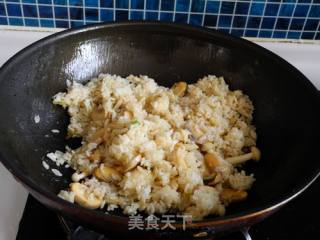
<box><xmin>0</xmin><ymin>21</ymin><xmax>319</xmax><ymax>229</ymax></box>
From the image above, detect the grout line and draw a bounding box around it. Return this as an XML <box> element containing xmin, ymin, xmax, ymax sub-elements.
<box><xmin>158</xmin><ymin>0</ymin><xmax>161</xmax><ymax>20</ymax></box>
<box><xmin>18</xmin><ymin>0</ymin><xmax>25</xmax><ymax>26</ymax></box>
<box><xmin>67</xmin><ymin>0</ymin><xmax>71</xmax><ymax>28</ymax></box>
<box><xmin>285</xmin><ymin>0</ymin><xmax>299</xmax><ymax>39</ymax></box>
<box><xmin>187</xmin><ymin>0</ymin><xmax>192</xmax><ymax>24</ymax></box>
<box><xmin>158</xmin><ymin>0</ymin><xmax>162</xmax><ymax>21</ymax></box>
<box><xmin>257</xmin><ymin>1</ymin><xmax>267</xmax><ymax>37</ymax></box>
<box><xmin>299</xmin><ymin>3</ymin><xmax>313</xmax><ymax>39</ymax></box>
<box><xmin>243</xmin><ymin>0</ymin><xmax>253</xmax><ymax>36</ymax></box>
<box><xmin>35</xmin><ymin>0</ymin><xmax>41</xmax><ymax>27</ymax></box>
<box><xmin>229</xmin><ymin>0</ymin><xmax>238</xmax><ymax>34</ymax></box>
<box><xmin>128</xmin><ymin>0</ymin><xmax>131</xmax><ymax>20</ymax></box>
<box><xmin>271</xmin><ymin>2</ymin><xmax>282</xmax><ymax>38</ymax></box>
<box><xmin>98</xmin><ymin>0</ymin><xmax>100</xmax><ymax>22</ymax></box>
<box><xmin>201</xmin><ymin>0</ymin><xmax>208</xmax><ymax>26</ymax></box>
<box><xmin>113</xmin><ymin>0</ymin><xmax>115</xmax><ymax>21</ymax></box>
<box><xmin>3</xmin><ymin>0</ymin><xmax>10</xmax><ymax>25</ymax></box>
<box><xmin>173</xmin><ymin>0</ymin><xmax>177</xmax><ymax>22</ymax></box>
<box><xmin>51</xmin><ymin>0</ymin><xmax>56</xmax><ymax>28</ymax></box>
<box><xmin>83</xmin><ymin>0</ymin><xmax>86</xmax><ymax>24</ymax></box>
<box><xmin>143</xmin><ymin>0</ymin><xmax>146</xmax><ymax>20</ymax></box>
<box><xmin>215</xmin><ymin>0</ymin><xmax>222</xmax><ymax>29</ymax></box>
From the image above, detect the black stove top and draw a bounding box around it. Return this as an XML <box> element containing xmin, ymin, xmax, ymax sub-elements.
<box><xmin>16</xmin><ymin>178</ymin><xmax>319</xmax><ymax>240</ymax></box>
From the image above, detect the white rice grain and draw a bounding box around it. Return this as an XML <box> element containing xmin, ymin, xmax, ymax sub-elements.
<box><xmin>51</xmin><ymin>168</ymin><xmax>62</xmax><ymax>177</ymax></box>
<box><xmin>34</xmin><ymin>115</ymin><xmax>40</xmax><ymax>123</ymax></box>
<box><xmin>58</xmin><ymin>190</ymin><xmax>75</xmax><ymax>203</ymax></box>
<box><xmin>46</xmin><ymin>152</ymin><xmax>57</xmax><ymax>162</ymax></box>
<box><xmin>42</xmin><ymin>161</ymin><xmax>49</xmax><ymax>170</ymax></box>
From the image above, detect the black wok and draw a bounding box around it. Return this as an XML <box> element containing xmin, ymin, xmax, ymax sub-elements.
<box><xmin>0</xmin><ymin>22</ymin><xmax>319</xmax><ymax>238</ymax></box>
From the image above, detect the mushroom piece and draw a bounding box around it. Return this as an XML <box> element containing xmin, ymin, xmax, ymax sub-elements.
<box><xmin>220</xmin><ymin>188</ymin><xmax>248</xmax><ymax>204</ymax></box>
<box><xmin>171</xmin><ymin>82</ymin><xmax>187</xmax><ymax>97</ymax></box>
<box><xmin>90</xmin><ymin>108</ymin><xmax>105</xmax><ymax>121</ymax></box>
<box><xmin>70</xmin><ymin>182</ymin><xmax>103</xmax><ymax>209</ymax></box>
<box><xmin>88</xmin><ymin>128</ymin><xmax>105</xmax><ymax>144</ymax></box>
<box><xmin>203</xmin><ymin>172</ymin><xmax>216</xmax><ymax>181</ymax></box>
<box><xmin>123</xmin><ymin>155</ymin><xmax>141</xmax><ymax>172</ymax></box>
<box><xmin>71</xmin><ymin>171</ymin><xmax>88</xmax><ymax>182</ymax></box>
<box><xmin>93</xmin><ymin>167</ymin><xmax>105</xmax><ymax>181</ymax></box>
<box><xmin>93</xmin><ymin>164</ymin><xmax>121</xmax><ymax>183</ymax></box>
<box><xmin>89</xmin><ymin>149</ymin><xmax>101</xmax><ymax>162</ymax></box>
<box><xmin>225</xmin><ymin>146</ymin><xmax>261</xmax><ymax>165</ymax></box>
<box><xmin>207</xmin><ymin>173</ymin><xmax>223</xmax><ymax>186</ymax></box>
<box><xmin>114</xmin><ymin>99</ymin><xmax>123</xmax><ymax>110</ymax></box>
<box><xmin>204</xmin><ymin>152</ymin><xmax>220</xmax><ymax>171</ymax></box>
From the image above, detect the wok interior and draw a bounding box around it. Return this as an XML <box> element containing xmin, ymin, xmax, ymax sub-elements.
<box><xmin>0</xmin><ymin>24</ymin><xmax>319</xmax><ymax>221</ymax></box>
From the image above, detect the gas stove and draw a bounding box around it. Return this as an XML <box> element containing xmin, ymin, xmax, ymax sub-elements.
<box><xmin>16</xmin><ymin>178</ymin><xmax>319</xmax><ymax>240</ymax></box>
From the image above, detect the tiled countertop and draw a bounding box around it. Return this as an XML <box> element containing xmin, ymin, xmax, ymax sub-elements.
<box><xmin>0</xmin><ymin>28</ymin><xmax>319</xmax><ymax>240</ymax></box>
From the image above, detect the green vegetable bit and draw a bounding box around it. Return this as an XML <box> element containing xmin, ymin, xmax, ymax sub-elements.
<box><xmin>131</xmin><ymin>119</ymin><xmax>140</xmax><ymax>125</ymax></box>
